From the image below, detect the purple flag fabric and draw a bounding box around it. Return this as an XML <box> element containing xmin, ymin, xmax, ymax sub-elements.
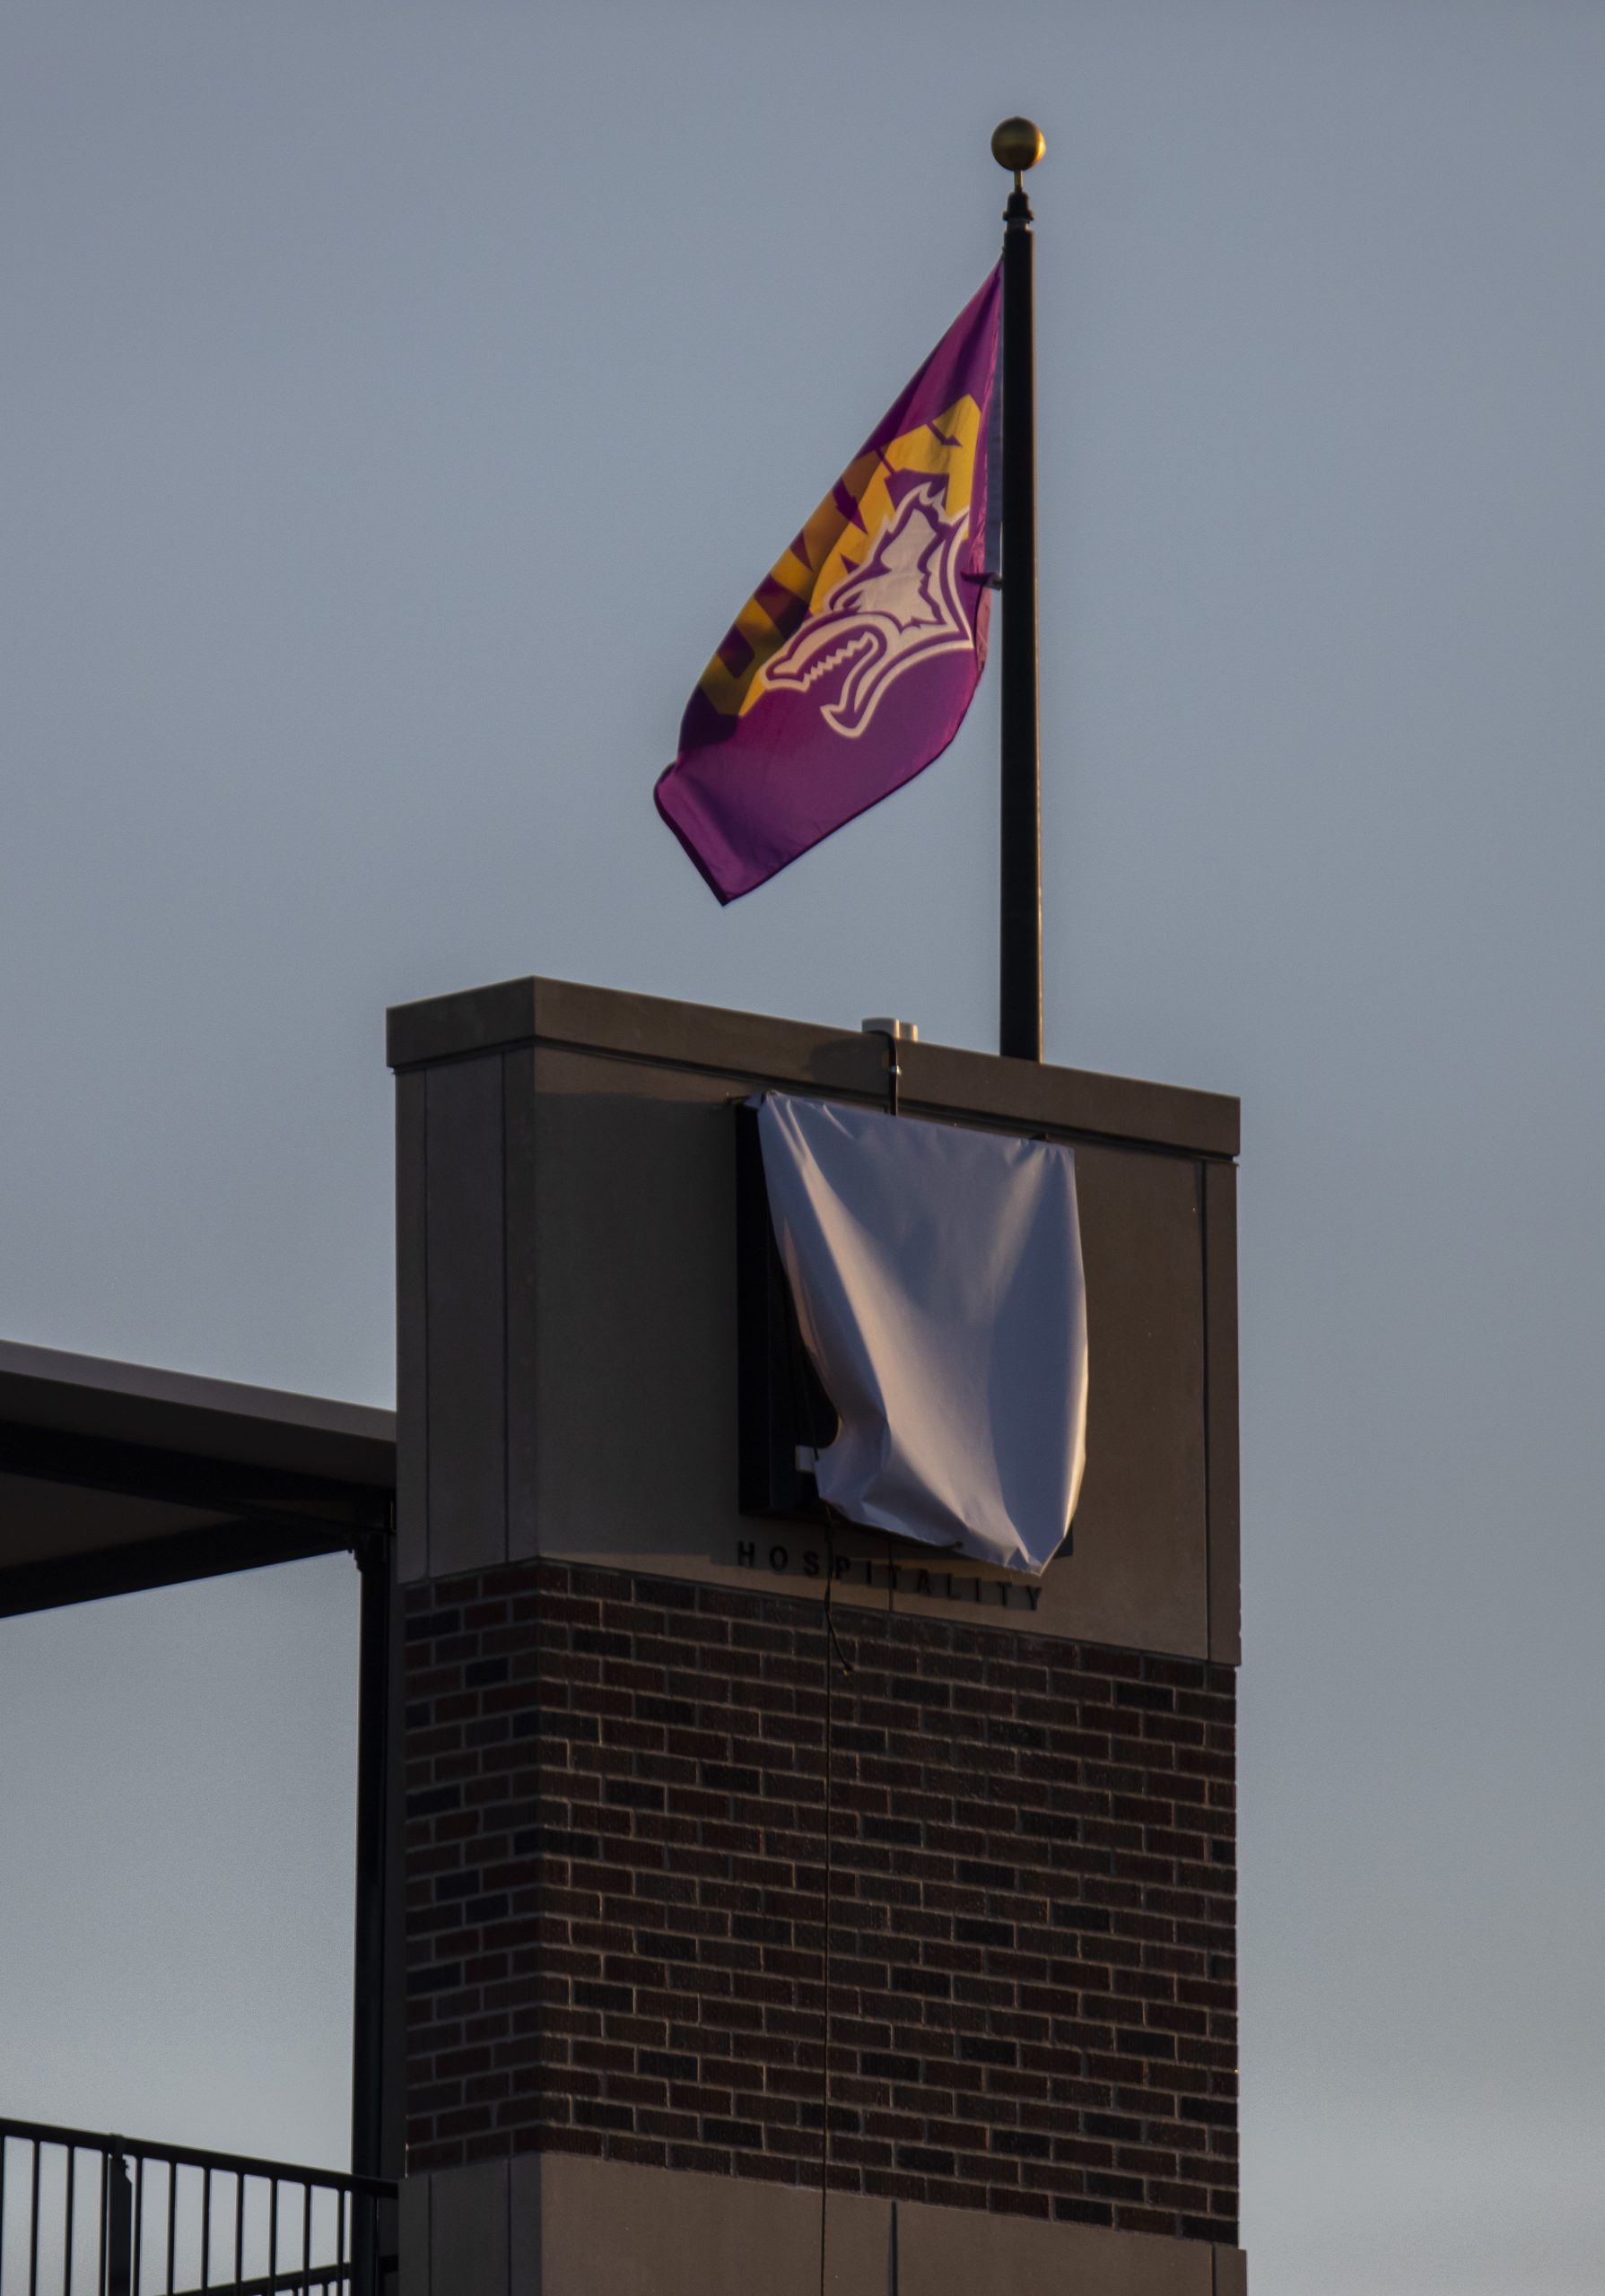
<box><xmin>656</xmin><ymin>270</ymin><xmax>1002</xmax><ymax>903</ymax></box>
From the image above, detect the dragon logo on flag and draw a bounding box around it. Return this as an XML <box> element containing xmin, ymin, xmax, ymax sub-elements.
<box><xmin>761</xmin><ymin>481</ymin><xmax>973</xmax><ymax>738</ymax></box>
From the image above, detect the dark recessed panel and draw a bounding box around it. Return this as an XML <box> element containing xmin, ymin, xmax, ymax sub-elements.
<box><xmin>734</xmin><ymin>1104</ymin><xmax>836</xmax><ymax>1523</ymax></box>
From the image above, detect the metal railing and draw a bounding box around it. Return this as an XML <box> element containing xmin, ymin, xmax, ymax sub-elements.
<box><xmin>0</xmin><ymin>2119</ymin><xmax>396</xmax><ymax>2296</ymax></box>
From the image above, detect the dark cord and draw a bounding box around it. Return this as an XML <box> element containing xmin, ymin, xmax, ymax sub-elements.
<box><xmin>765</xmin><ymin>1167</ymin><xmax>864</xmax><ymax>2292</ymax></box>
<box><xmin>818</xmin><ymin>1570</ymin><xmax>836</xmax><ymax>2296</ymax></box>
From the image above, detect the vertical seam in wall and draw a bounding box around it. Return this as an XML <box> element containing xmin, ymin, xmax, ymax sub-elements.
<box><xmin>539</xmin><ymin>1056</ymin><xmax>546</xmax><ymax>1561</ymax></box>
<box><xmin>1199</xmin><ymin>1156</ymin><xmax>1212</xmax><ymax>1663</ymax></box>
<box><xmin>500</xmin><ymin>1053</ymin><xmax>510</xmax><ymax>1572</ymax></box>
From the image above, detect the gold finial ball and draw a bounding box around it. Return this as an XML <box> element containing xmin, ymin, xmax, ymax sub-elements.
<box><xmin>991</xmin><ymin>117</ymin><xmax>1045</xmax><ymax>174</ymax></box>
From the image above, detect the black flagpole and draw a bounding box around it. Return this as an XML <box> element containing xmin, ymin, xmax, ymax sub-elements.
<box><xmin>992</xmin><ymin>117</ymin><xmax>1045</xmax><ymax>1063</ymax></box>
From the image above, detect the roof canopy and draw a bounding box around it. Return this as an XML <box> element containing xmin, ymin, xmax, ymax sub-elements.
<box><xmin>0</xmin><ymin>1339</ymin><xmax>395</xmax><ymax>1619</ymax></box>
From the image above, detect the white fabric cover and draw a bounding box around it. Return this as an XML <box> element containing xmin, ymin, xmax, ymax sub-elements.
<box><xmin>755</xmin><ymin>1091</ymin><xmax>1087</xmax><ymax>1576</ymax></box>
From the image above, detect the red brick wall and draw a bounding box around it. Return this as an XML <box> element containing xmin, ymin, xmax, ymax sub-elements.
<box><xmin>403</xmin><ymin>1561</ymin><xmax>1238</xmax><ymax>2246</ymax></box>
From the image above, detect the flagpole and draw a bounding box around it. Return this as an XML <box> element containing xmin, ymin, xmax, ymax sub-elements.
<box><xmin>992</xmin><ymin>117</ymin><xmax>1045</xmax><ymax>1063</ymax></box>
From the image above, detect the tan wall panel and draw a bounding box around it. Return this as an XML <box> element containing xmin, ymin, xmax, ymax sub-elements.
<box><xmin>531</xmin><ymin>1047</ymin><xmax>741</xmax><ymax>1562</ymax></box>
<box><xmin>430</xmin><ymin>2159</ymin><xmax>508</xmax><ymax>2296</ymax></box>
<box><xmin>1069</xmin><ymin>1142</ymin><xmax>1208</xmax><ymax>1656</ymax></box>
<box><xmin>404</xmin><ymin>2153</ymin><xmax>1240</xmax><ymax>2296</ymax></box>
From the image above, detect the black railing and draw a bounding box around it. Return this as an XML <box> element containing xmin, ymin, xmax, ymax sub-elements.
<box><xmin>0</xmin><ymin>2120</ymin><xmax>396</xmax><ymax>2296</ymax></box>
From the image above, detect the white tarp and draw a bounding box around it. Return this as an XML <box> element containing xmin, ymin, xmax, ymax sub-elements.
<box><xmin>755</xmin><ymin>1091</ymin><xmax>1087</xmax><ymax>1576</ymax></box>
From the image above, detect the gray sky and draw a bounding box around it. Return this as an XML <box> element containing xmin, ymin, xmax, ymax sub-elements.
<box><xmin>2</xmin><ymin>3</ymin><xmax>1603</xmax><ymax>2287</ymax></box>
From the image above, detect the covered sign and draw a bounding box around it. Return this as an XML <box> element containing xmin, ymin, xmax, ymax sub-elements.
<box><xmin>755</xmin><ymin>1091</ymin><xmax>1087</xmax><ymax>1575</ymax></box>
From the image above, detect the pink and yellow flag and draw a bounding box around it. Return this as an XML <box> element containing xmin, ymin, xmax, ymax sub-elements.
<box><xmin>656</xmin><ymin>270</ymin><xmax>1002</xmax><ymax>902</ymax></box>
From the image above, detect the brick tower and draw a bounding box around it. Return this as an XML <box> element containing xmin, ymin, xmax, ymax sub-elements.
<box><xmin>388</xmin><ymin>978</ymin><xmax>1243</xmax><ymax>2296</ymax></box>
